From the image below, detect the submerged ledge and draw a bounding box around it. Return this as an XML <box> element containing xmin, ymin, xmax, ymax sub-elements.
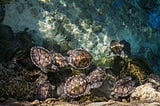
<box><xmin>1</xmin><ymin>100</ymin><xmax>160</xmax><ymax>106</ymax></box>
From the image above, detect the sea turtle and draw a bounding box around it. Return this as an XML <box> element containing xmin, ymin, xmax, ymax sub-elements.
<box><xmin>54</xmin><ymin>53</ymin><xmax>68</xmax><ymax>68</ymax></box>
<box><xmin>30</xmin><ymin>46</ymin><xmax>58</xmax><ymax>73</ymax></box>
<box><xmin>86</xmin><ymin>67</ymin><xmax>106</xmax><ymax>89</ymax></box>
<box><xmin>109</xmin><ymin>40</ymin><xmax>131</xmax><ymax>58</ymax></box>
<box><xmin>36</xmin><ymin>81</ymin><xmax>55</xmax><ymax>100</ymax></box>
<box><xmin>109</xmin><ymin>40</ymin><xmax>123</xmax><ymax>56</ymax></box>
<box><xmin>67</xmin><ymin>48</ymin><xmax>92</xmax><ymax>69</ymax></box>
<box><xmin>64</xmin><ymin>74</ymin><xmax>91</xmax><ymax>98</ymax></box>
<box><xmin>113</xmin><ymin>76</ymin><xmax>136</xmax><ymax>99</ymax></box>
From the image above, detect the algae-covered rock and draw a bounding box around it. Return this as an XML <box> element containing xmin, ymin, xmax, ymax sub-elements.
<box><xmin>0</xmin><ymin>0</ymin><xmax>12</xmax><ymax>4</ymax></box>
<box><xmin>0</xmin><ymin>4</ymin><xmax>5</xmax><ymax>23</ymax></box>
<box><xmin>130</xmin><ymin>83</ymin><xmax>160</xmax><ymax>103</ymax></box>
<box><xmin>110</xmin><ymin>56</ymin><xmax>153</xmax><ymax>85</ymax></box>
<box><xmin>0</xmin><ymin>63</ymin><xmax>37</xmax><ymax>101</ymax></box>
<box><xmin>0</xmin><ymin>24</ymin><xmax>20</xmax><ymax>62</ymax></box>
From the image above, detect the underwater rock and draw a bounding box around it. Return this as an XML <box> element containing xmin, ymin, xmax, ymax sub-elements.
<box><xmin>12</xmin><ymin>31</ymin><xmax>35</xmax><ymax>67</ymax></box>
<box><xmin>146</xmin><ymin>74</ymin><xmax>160</xmax><ymax>92</ymax></box>
<box><xmin>2</xmin><ymin>99</ymin><xmax>160</xmax><ymax>106</ymax></box>
<box><xmin>0</xmin><ymin>63</ymin><xmax>39</xmax><ymax>101</ymax></box>
<box><xmin>127</xmin><ymin>57</ymin><xmax>153</xmax><ymax>84</ymax></box>
<box><xmin>12</xmin><ymin>50</ymin><xmax>34</xmax><ymax>70</ymax></box>
<box><xmin>0</xmin><ymin>4</ymin><xmax>5</xmax><ymax>23</ymax></box>
<box><xmin>0</xmin><ymin>29</ymin><xmax>37</xmax><ymax>69</ymax></box>
<box><xmin>0</xmin><ymin>0</ymin><xmax>12</xmax><ymax>4</ymax></box>
<box><xmin>0</xmin><ymin>24</ymin><xmax>14</xmax><ymax>39</ymax></box>
<box><xmin>5</xmin><ymin>29</ymin><xmax>34</xmax><ymax>70</ymax></box>
<box><xmin>110</xmin><ymin>56</ymin><xmax>126</xmax><ymax>76</ymax></box>
<box><xmin>138</xmin><ymin>0</ymin><xmax>158</xmax><ymax>13</ymax></box>
<box><xmin>130</xmin><ymin>83</ymin><xmax>160</xmax><ymax>103</ymax></box>
<box><xmin>0</xmin><ymin>24</ymin><xmax>20</xmax><ymax>62</ymax></box>
<box><xmin>67</xmin><ymin>48</ymin><xmax>92</xmax><ymax>69</ymax></box>
<box><xmin>0</xmin><ymin>63</ymin><xmax>15</xmax><ymax>77</ymax></box>
<box><xmin>111</xmin><ymin>56</ymin><xmax>153</xmax><ymax>84</ymax></box>
<box><xmin>0</xmin><ymin>75</ymin><xmax>36</xmax><ymax>101</ymax></box>
<box><xmin>15</xmin><ymin>28</ymin><xmax>35</xmax><ymax>50</ymax></box>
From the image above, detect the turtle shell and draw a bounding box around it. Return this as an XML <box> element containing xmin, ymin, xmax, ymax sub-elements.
<box><xmin>67</xmin><ymin>48</ymin><xmax>92</xmax><ymax>69</ymax></box>
<box><xmin>54</xmin><ymin>53</ymin><xmax>68</xmax><ymax>67</ymax></box>
<box><xmin>110</xmin><ymin>40</ymin><xmax>123</xmax><ymax>56</ymax></box>
<box><xmin>36</xmin><ymin>81</ymin><xmax>54</xmax><ymax>100</ymax></box>
<box><xmin>30</xmin><ymin>46</ymin><xmax>53</xmax><ymax>72</ymax></box>
<box><xmin>113</xmin><ymin>76</ymin><xmax>135</xmax><ymax>98</ymax></box>
<box><xmin>86</xmin><ymin>67</ymin><xmax>106</xmax><ymax>89</ymax></box>
<box><xmin>64</xmin><ymin>74</ymin><xmax>90</xmax><ymax>98</ymax></box>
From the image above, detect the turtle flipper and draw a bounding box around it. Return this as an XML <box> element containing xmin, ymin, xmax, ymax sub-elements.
<box><xmin>51</xmin><ymin>64</ymin><xmax>59</xmax><ymax>70</ymax></box>
<box><xmin>40</xmin><ymin>66</ymin><xmax>48</xmax><ymax>73</ymax></box>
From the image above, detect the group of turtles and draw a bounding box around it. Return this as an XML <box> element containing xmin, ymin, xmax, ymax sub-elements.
<box><xmin>30</xmin><ymin>39</ymin><xmax>153</xmax><ymax>101</ymax></box>
<box><xmin>0</xmin><ymin>3</ymin><xmax>154</xmax><ymax>102</ymax></box>
<box><xmin>30</xmin><ymin>47</ymin><xmax>93</xmax><ymax>73</ymax></box>
<box><xmin>30</xmin><ymin>46</ymin><xmax>106</xmax><ymax>100</ymax></box>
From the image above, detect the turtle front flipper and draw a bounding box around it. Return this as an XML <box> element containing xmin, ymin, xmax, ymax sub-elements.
<box><xmin>54</xmin><ymin>53</ymin><xmax>68</xmax><ymax>68</ymax></box>
<box><xmin>51</xmin><ymin>64</ymin><xmax>59</xmax><ymax>70</ymax></box>
<box><xmin>39</xmin><ymin>66</ymin><xmax>47</xmax><ymax>73</ymax></box>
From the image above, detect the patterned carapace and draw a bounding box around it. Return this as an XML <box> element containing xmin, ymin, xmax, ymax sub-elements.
<box><xmin>67</xmin><ymin>48</ymin><xmax>92</xmax><ymax>69</ymax></box>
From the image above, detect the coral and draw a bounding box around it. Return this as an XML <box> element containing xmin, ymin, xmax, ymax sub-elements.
<box><xmin>130</xmin><ymin>83</ymin><xmax>160</xmax><ymax>102</ymax></box>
